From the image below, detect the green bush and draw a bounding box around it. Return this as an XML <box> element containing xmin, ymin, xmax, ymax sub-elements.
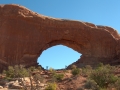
<box><xmin>81</xmin><ymin>65</ymin><xmax>92</xmax><ymax>77</ymax></box>
<box><xmin>49</xmin><ymin>67</ymin><xmax>56</xmax><ymax>76</ymax></box>
<box><xmin>90</xmin><ymin>64</ymin><xmax>118</xmax><ymax>88</ymax></box>
<box><xmin>45</xmin><ymin>82</ymin><xmax>57</xmax><ymax>90</ymax></box>
<box><xmin>33</xmin><ymin>73</ymin><xmax>44</xmax><ymax>83</ymax></box>
<box><xmin>37</xmin><ymin>66</ymin><xmax>42</xmax><ymax>71</ymax></box>
<box><xmin>5</xmin><ymin>66</ymin><xmax>14</xmax><ymax>78</ymax></box>
<box><xmin>3</xmin><ymin>65</ymin><xmax>29</xmax><ymax>79</ymax></box>
<box><xmin>84</xmin><ymin>79</ymin><xmax>99</xmax><ymax>90</ymax></box>
<box><xmin>53</xmin><ymin>73</ymin><xmax>64</xmax><ymax>81</ymax></box>
<box><xmin>97</xmin><ymin>62</ymin><xmax>104</xmax><ymax>67</ymax></box>
<box><xmin>14</xmin><ymin>65</ymin><xmax>29</xmax><ymax>78</ymax></box>
<box><xmin>49</xmin><ymin>67</ymin><xmax>55</xmax><ymax>72</ymax></box>
<box><xmin>49</xmin><ymin>68</ymin><xmax>64</xmax><ymax>82</ymax></box>
<box><xmin>71</xmin><ymin>65</ymin><xmax>77</xmax><ymax>69</ymax></box>
<box><xmin>28</xmin><ymin>66</ymin><xmax>36</xmax><ymax>72</ymax></box>
<box><xmin>71</xmin><ymin>68</ymin><xmax>80</xmax><ymax>76</ymax></box>
<box><xmin>85</xmin><ymin>65</ymin><xmax>92</xmax><ymax>70</ymax></box>
<box><xmin>113</xmin><ymin>78</ymin><xmax>120</xmax><ymax>90</ymax></box>
<box><xmin>98</xmin><ymin>88</ymin><xmax>107</xmax><ymax>90</ymax></box>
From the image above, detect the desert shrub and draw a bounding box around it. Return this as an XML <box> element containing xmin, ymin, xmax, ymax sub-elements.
<box><xmin>98</xmin><ymin>88</ymin><xmax>107</xmax><ymax>90</ymax></box>
<box><xmin>97</xmin><ymin>62</ymin><xmax>104</xmax><ymax>67</ymax></box>
<box><xmin>45</xmin><ymin>82</ymin><xmax>57</xmax><ymax>90</ymax></box>
<box><xmin>112</xmin><ymin>78</ymin><xmax>120</xmax><ymax>90</ymax></box>
<box><xmin>90</xmin><ymin>64</ymin><xmax>118</xmax><ymax>88</ymax></box>
<box><xmin>53</xmin><ymin>73</ymin><xmax>64</xmax><ymax>81</ymax></box>
<box><xmin>49</xmin><ymin>67</ymin><xmax>56</xmax><ymax>75</ymax></box>
<box><xmin>81</xmin><ymin>68</ymin><xmax>88</xmax><ymax>77</ymax></box>
<box><xmin>28</xmin><ymin>66</ymin><xmax>36</xmax><ymax>72</ymax></box>
<box><xmin>84</xmin><ymin>79</ymin><xmax>99</xmax><ymax>90</ymax></box>
<box><xmin>5</xmin><ymin>66</ymin><xmax>14</xmax><ymax>78</ymax></box>
<box><xmin>51</xmin><ymin>71</ymin><xmax>64</xmax><ymax>82</ymax></box>
<box><xmin>115</xmin><ymin>79</ymin><xmax>120</xmax><ymax>90</ymax></box>
<box><xmin>49</xmin><ymin>67</ymin><xmax>54</xmax><ymax>72</ymax></box>
<box><xmin>85</xmin><ymin>65</ymin><xmax>92</xmax><ymax>70</ymax></box>
<box><xmin>48</xmin><ymin>67</ymin><xmax>59</xmax><ymax>82</ymax></box>
<box><xmin>33</xmin><ymin>73</ymin><xmax>44</xmax><ymax>83</ymax></box>
<box><xmin>14</xmin><ymin>65</ymin><xmax>29</xmax><ymax>78</ymax></box>
<box><xmin>71</xmin><ymin>65</ymin><xmax>77</xmax><ymax>69</ymax></box>
<box><xmin>81</xmin><ymin>65</ymin><xmax>93</xmax><ymax>77</ymax></box>
<box><xmin>37</xmin><ymin>66</ymin><xmax>42</xmax><ymax>71</ymax></box>
<box><xmin>3</xmin><ymin>65</ymin><xmax>29</xmax><ymax>80</ymax></box>
<box><xmin>71</xmin><ymin>68</ymin><xmax>80</xmax><ymax>76</ymax></box>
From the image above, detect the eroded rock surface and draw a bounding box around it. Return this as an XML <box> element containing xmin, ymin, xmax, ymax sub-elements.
<box><xmin>0</xmin><ymin>4</ymin><xmax>120</xmax><ymax>71</ymax></box>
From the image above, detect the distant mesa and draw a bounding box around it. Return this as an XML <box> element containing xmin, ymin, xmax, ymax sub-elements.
<box><xmin>0</xmin><ymin>4</ymin><xmax>120</xmax><ymax>71</ymax></box>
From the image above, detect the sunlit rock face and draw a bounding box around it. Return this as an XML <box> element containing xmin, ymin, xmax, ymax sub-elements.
<box><xmin>0</xmin><ymin>4</ymin><xmax>120</xmax><ymax>71</ymax></box>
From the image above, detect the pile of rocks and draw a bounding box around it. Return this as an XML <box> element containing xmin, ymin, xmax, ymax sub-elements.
<box><xmin>0</xmin><ymin>77</ymin><xmax>47</xmax><ymax>90</ymax></box>
<box><xmin>0</xmin><ymin>79</ymin><xmax>24</xmax><ymax>89</ymax></box>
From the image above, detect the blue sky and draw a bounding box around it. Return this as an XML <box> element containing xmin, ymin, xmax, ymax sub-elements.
<box><xmin>0</xmin><ymin>0</ymin><xmax>120</xmax><ymax>69</ymax></box>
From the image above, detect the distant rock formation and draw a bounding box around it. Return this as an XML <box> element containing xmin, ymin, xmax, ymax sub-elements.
<box><xmin>0</xmin><ymin>4</ymin><xmax>120</xmax><ymax>71</ymax></box>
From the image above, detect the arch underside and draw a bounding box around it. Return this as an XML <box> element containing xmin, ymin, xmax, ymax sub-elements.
<box><xmin>41</xmin><ymin>39</ymin><xmax>86</xmax><ymax>55</ymax></box>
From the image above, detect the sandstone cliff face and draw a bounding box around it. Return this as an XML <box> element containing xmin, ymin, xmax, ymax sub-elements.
<box><xmin>0</xmin><ymin>4</ymin><xmax>120</xmax><ymax>71</ymax></box>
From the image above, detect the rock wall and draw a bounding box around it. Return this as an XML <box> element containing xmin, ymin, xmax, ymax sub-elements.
<box><xmin>0</xmin><ymin>4</ymin><xmax>120</xmax><ymax>71</ymax></box>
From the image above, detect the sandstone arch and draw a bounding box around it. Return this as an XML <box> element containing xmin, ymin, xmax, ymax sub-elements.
<box><xmin>0</xmin><ymin>4</ymin><xmax>120</xmax><ymax>71</ymax></box>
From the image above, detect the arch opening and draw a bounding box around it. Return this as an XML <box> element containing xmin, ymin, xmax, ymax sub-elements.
<box><xmin>37</xmin><ymin>45</ymin><xmax>81</xmax><ymax>70</ymax></box>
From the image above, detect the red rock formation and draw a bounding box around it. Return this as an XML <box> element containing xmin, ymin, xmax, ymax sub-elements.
<box><xmin>0</xmin><ymin>4</ymin><xmax>120</xmax><ymax>71</ymax></box>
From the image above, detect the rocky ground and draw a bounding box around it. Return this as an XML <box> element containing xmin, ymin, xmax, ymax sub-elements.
<box><xmin>0</xmin><ymin>65</ymin><xmax>120</xmax><ymax>90</ymax></box>
<box><xmin>0</xmin><ymin>69</ymin><xmax>87</xmax><ymax>90</ymax></box>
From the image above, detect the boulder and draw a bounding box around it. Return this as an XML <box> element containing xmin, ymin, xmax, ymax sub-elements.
<box><xmin>8</xmin><ymin>80</ymin><xmax>23</xmax><ymax>89</ymax></box>
<box><xmin>0</xmin><ymin>86</ymin><xmax>3</xmax><ymax>89</ymax></box>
